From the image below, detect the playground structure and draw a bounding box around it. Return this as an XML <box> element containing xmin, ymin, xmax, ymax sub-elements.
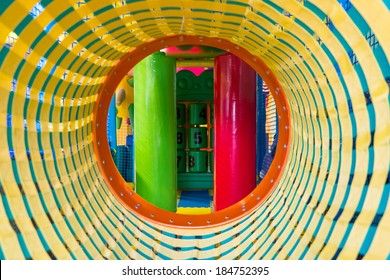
<box><xmin>0</xmin><ymin>0</ymin><xmax>389</xmax><ymax>260</ymax></box>
<box><xmin>110</xmin><ymin>49</ymin><xmax>279</xmax><ymax>214</ymax></box>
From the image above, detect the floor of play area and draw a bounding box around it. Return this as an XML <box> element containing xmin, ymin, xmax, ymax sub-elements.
<box><xmin>127</xmin><ymin>183</ymin><xmax>213</xmax><ymax>214</ymax></box>
<box><xmin>177</xmin><ymin>189</ymin><xmax>213</xmax><ymax>214</ymax></box>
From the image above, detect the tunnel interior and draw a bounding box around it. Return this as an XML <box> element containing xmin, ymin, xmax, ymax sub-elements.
<box><xmin>0</xmin><ymin>0</ymin><xmax>389</xmax><ymax>260</ymax></box>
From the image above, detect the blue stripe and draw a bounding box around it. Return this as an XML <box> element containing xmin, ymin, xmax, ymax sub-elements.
<box><xmin>0</xmin><ymin>243</ymin><xmax>5</xmax><ymax>259</ymax></box>
<box><xmin>1</xmin><ymin>195</ymin><xmax>31</xmax><ymax>258</ymax></box>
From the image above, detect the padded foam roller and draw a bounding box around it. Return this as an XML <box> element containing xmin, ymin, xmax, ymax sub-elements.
<box><xmin>214</xmin><ymin>53</ymin><xmax>257</xmax><ymax>211</ymax></box>
<box><xmin>134</xmin><ymin>52</ymin><xmax>177</xmax><ymax>212</ymax></box>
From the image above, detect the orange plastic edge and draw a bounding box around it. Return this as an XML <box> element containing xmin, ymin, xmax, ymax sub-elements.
<box><xmin>92</xmin><ymin>35</ymin><xmax>291</xmax><ymax>228</ymax></box>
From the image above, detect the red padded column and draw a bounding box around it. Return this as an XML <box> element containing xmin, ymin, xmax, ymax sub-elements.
<box><xmin>214</xmin><ymin>53</ymin><xmax>257</xmax><ymax>211</ymax></box>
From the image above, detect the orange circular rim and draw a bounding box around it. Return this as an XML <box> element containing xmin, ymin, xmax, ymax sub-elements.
<box><xmin>92</xmin><ymin>35</ymin><xmax>291</xmax><ymax>228</ymax></box>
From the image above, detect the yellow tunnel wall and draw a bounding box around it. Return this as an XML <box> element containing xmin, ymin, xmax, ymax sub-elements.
<box><xmin>0</xmin><ymin>0</ymin><xmax>389</xmax><ymax>259</ymax></box>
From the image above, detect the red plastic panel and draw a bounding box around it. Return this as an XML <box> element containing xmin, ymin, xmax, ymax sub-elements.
<box><xmin>214</xmin><ymin>53</ymin><xmax>257</xmax><ymax>211</ymax></box>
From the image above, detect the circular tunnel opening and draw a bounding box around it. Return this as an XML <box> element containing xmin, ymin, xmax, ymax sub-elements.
<box><xmin>94</xmin><ymin>35</ymin><xmax>291</xmax><ymax>228</ymax></box>
<box><xmin>108</xmin><ymin>46</ymin><xmax>280</xmax><ymax>215</ymax></box>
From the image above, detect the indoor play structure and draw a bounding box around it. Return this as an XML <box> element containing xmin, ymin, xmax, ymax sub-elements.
<box><xmin>109</xmin><ymin>50</ymin><xmax>278</xmax><ymax>214</ymax></box>
<box><xmin>0</xmin><ymin>0</ymin><xmax>389</xmax><ymax>260</ymax></box>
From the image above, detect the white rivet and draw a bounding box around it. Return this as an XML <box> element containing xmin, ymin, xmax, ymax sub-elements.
<box><xmin>250</xmin><ymin>193</ymin><xmax>254</xmax><ymax>197</ymax></box>
<box><xmin>284</xmin><ymin>144</ymin><xmax>287</xmax><ymax>149</ymax></box>
<box><xmin>129</xmin><ymin>191</ymin><xmax>133</xmax><ymax>195</ymax></box>
<box><xmin>225</xmin><ymin>216</ymin><xmax>229</xmax><ymax>220</ymax></box>
<box><xmin>206</xmin><ymin>220</ymin><xmax>211</xmax><ymax>224</ymax></box>
<box><xmin>270</xmin><ymin>179</ymin><xmax>274</xmax><ymax>183</ymax></box>
<box><xmin>96</xmin><ymin>123</ymin><xmax>99</xmax><ymax>127</ymax></box>
<box><xmin>188</xmin><ymin>221</ymin><xmax>192</xmax><ymax>225</ymax></box>
<box><xmin>98</xmin><ymin>142</ymin><xmax>101</xmax><ymax>146</ymax></box>
<box><xmin>278</xmin><ymin>165</ymin><xmax>281</xmax><ymax>169</ymax></box>
<box><xmin>120</xmin><ymin>193</ymin><xmax>124</xmax><ymax>196</ymax></box>
<box><xmin>283</xmin><ymin>106</ymin><xmax>286</xmax><ymax>110</ymax></box>
<box><xmin>257</xmin><ymin>196</ymin><xmax>261</xmax><ymax>201</ymax></box>
<box><xmin>169</xmin><ymin>219</ymin><xmax>174</xmax><ymax>223</ymax></box>
<box><xmin>102</xmin><ymin>160</ymin><xmax>105</xmax><ymax>165</ymax></box>
<box><xmin>109</xmin><ymin>177</ymin><xmax>113</xmax><ymax>181</ymax></box>
<box><xmin>150</xmin><ymin>213</ymin><xmax>155</xmax><ymax>218</ymax></box>
<box><xmin>285</xmin><ymin>126</ymin><xmax>288</xmax><ymax>130</ymax></box>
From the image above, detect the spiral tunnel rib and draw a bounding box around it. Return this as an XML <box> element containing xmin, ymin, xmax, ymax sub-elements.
<box><xmin>0</xmin><ymin>0</ymin><xmax>389</xmax><ymax>260</ymax></box>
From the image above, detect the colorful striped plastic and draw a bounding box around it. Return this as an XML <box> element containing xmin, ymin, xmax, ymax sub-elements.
<box><xmin>0</xmin><ymin>0</ymin><xmax>389</xmax><ymax>260</ymax></box>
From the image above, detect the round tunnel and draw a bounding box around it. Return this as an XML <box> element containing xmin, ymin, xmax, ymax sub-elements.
<box><xmin>0</xmin><ymin>0</ymin><xmax>389</xmax><ymax>260</ymax></box>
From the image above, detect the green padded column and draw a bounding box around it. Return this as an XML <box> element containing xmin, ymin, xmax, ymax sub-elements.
<box><xmin>134</xmin><ymin>52</ymin><xmax>177</xmax><ymax>212</ymax></box>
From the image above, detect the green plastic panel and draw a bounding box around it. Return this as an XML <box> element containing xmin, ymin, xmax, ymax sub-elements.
<box><xmin>134</xmin><ymin>52</ymin><xmax>177</xmax><ymax>212</ymax></box>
